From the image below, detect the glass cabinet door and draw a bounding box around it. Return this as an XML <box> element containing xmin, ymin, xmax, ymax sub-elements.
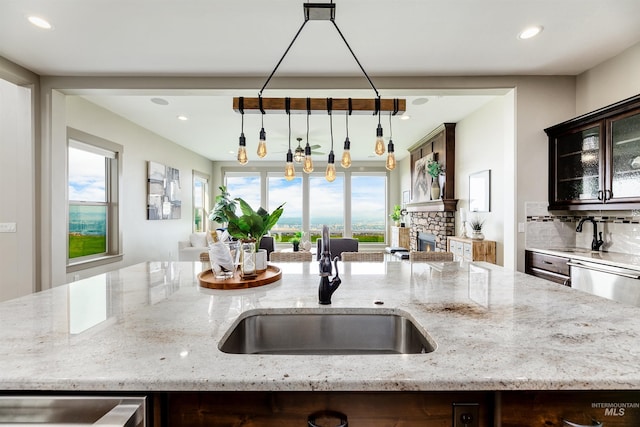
<box><xmin>554</xmin><ymin>125</ymin><xmax>602</xmax><ymax>202</ymax></box>
<box><xmin>609</xmin><ymin>111</ymin><xmax>640</xmax><ymax>200</ymax></box>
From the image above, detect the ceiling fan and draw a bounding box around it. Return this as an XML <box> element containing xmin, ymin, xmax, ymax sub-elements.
<box><xmin>275</xmin><ymin>137</ymin><xmax>325</xmax><ymax>161</ymax></box>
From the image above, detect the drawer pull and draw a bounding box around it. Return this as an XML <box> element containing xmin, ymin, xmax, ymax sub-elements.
<box><xmin>562</xmin><ymin>418</ymin><xmax>603</xmax><ymax>427</ymax></box>
<box><xmin>543</xmin><ymin>260</ymin><xmax>553</xmax><ymax>264</ymax></box>
<box><xmin>308</xmin><ymin>410</ymin><xmax>348</xmax><ymax>427</ymax></box>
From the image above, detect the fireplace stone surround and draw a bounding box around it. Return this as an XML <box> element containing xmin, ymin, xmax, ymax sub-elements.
<box><xmin>408</xmin><ymin>210</ymin><xmax>455</xmax><ymax>252</ymax></box>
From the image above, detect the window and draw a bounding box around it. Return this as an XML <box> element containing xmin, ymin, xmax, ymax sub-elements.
<box><xmin>225</xmin><ymin>172</ymin><xmax>261</xmax><ymax>209</ymax></box>
<box><xmin>309</xmin><ymin>174</ymin><xmax>344</xmax><ymax>240</ymax></box>
<box><xmin>268</xmin><ymin>174</ymin><xmax>302</xmax><ymax>242</ymax></box>
<box><xmin>193</xmin><ymin>171</ymin><xmax>209</xmax><ymax>232</ymax></box>
<box><xmin>222</xmin><ymin>168</ymin><xmax>388</xmax><ymax>245</ymax></box>
<box><xmin>351</xmin><ymin>174</ymin><xmax>386</xmax><ymax>243</ymax></box>
<box><xmin>67</xmin><ymin>128</ymin><xmax>122</xmax><ymax>270</ymax></box>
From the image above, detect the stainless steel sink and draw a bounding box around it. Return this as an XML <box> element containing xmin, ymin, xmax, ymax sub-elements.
<box><xmin>219</xmin><ymin>311</ymin><xmax>436</xmax><ymax>355</ymax></box>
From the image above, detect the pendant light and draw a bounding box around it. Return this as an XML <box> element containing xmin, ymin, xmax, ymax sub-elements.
<box><xmin>374</xmin><ymin>97</ymin><xmax>385</xmax><ymax>156</ymax></box>
<box><xmin>257</xmin><ymin>97</ymin><xmax>267</xmax><ymax>158</ymax></box>
<box><xmin>237</xmin><ymin>98</ymin><xmax>248</xmax><ymax>165</ymax></box>
<box><xmin>325</xmin><ymin>98</ymin><xmax>336</xmax><ymax>182</ymax></box>
<box><xmin>284</xmin><ymin>99</ymin><xmax>296</xmax><ymax>181</ymax></box>
<box><xmin>341</xmin><ymin>104</ymin><xmax>352</xmax><ymax>169</ymax></box>
<box><xmin>303</xmin><ymin>103</ymin><xmax>314</xmax><ymax>173</ymax></box>
<box><xmin>386</xmin><ymin>112</ymin><xmax>396</xmax><ymax>171</ymax></box>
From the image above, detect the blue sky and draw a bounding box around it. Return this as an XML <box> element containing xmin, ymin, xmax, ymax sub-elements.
<box><xmin>68</xmin><ymin>147</ymin><xmax>106</xmax><ymax>202</ymax></box>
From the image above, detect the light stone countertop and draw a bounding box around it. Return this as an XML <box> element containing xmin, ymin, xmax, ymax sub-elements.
<box><xmin>1</xmin><ymin>260</ymin><xmax>639</xmax><ymax>392</ymax></box>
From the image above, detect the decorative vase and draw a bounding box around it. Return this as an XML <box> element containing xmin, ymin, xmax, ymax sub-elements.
<box><xmin>438</xmin><ymin>174</ymin><xmax>446</xmax><ymax>199</ymax></box>
<box><xmin>471</xmin><ymin>230</ymin><xmax>484</xmax><ymax>240</ymax></box>
<box><xmin>430</xmin><ymin>179</ymin><xmax>441</xmax><ymax>200</ymax></box>
<box><xmin>292</xmin><ymin>242</ymin><xmax>300</xmax><ymax>252</ymax></box>
<box><xmin>394</xmin><ymin>220</ymin><xmax>400</xmax><ymax>227</ymax></box>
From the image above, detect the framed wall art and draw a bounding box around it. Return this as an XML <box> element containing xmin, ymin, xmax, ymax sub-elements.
<box><xmin>147</xmin><ymin>161</ymin><xmax>182</xmax><ymax>220</ymax></box>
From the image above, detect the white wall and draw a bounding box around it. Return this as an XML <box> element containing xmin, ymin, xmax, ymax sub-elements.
<box><xmin>576</xmin><ymin>41</ymin><xmax>640</xmax><ymax>114</ymax></box>
<box><xmin>455</xmin><ymin>95</ymin><xmax>511</xmax><ymax>266</ymax></box>
<box><xmin>0</xmin><ymin>78</ymin><xmax>34</xmax><ymax>302</ymax></box>
<box><xmin>45</xmin><ymin>96</ymin><xmax>214</xmax><ymax>285</ymax></box>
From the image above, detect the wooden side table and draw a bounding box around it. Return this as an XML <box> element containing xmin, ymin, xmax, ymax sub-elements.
<box><xmin>391</xmin><ymin>226</ymin><xmax>410</xmax><ymax>250</ymax></box>
<box><xmin>447</xmin><ymin>236</ymin><xmax>496</xmax><ymax>264</ymax></box>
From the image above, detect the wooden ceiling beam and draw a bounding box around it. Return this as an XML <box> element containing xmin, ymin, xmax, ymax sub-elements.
<box><xmin>233</xmin><ymin>97</ymin><xmax>406</xmax><ymax>115</ymax></box>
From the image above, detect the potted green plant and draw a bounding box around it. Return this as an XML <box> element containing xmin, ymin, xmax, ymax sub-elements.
<box><xmin>290</xmin><ymin>231</ymin><xmax>302</xmax><ymax>252</ymax></box>
<box><xmin>208</xmin><ymin>185</ymin><xmax>237</xmax><ymax>227</ymax></box>
<box><xmin>222</xmin><ymin>198</ymin><xmax>285</xmax><ymax>252</ymax></box>
<box><xmin>427</xmin><ymin>160</ymin><xmax>444</xmax><ymax>200</ymax></box>
<box><xmin>389</xmin><ymin>204</ymin><xmax>402</xmax><ymax>226</ymax></box>
<box><xmin>468</xmin><ymin>215</ymin><xmax>485</xmax><ymax>240</ymax></box>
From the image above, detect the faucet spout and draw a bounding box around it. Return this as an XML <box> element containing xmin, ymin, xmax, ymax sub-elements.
<box><xmin>318</xmin><ymin>225</ymin><xmax>341</xmax><ymax>304</ymax></box>
<box><xmin>576</xmin><ymin>217</ymin><xmax>604</xmax><ymax>251</ymax></box>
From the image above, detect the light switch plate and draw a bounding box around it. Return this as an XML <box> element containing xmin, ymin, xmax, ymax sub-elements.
<box><xmin>0</xmin><ymin>222</ymin><xmax>17</xmax><ymax>233</ymax></box>
<box><xmin>518</xmin><ymin>222</ymin><xmax>525</xmax><ymax>233</ymax></box>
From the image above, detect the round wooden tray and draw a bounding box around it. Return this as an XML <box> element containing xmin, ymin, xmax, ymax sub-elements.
<box><xmin>198</xmin><ymin>265</ymin><xmax>282</xmax><ymax>290</ymax></box>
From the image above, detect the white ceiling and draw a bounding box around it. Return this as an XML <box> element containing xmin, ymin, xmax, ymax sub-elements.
<box><xmin>2</xmin><ymin>0</ymin><xmax>640</xmax><ymax>161</ymax></box>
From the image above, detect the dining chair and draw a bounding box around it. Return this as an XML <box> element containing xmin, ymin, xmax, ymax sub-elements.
<box><xmin>341</xmin><ymin>252</ymin><xmax>385</xmax><ymax>262</ymax></box>
<box><xmin>315</xmin><ymin>238</ymin><xmax>359</xmax><ymax>261</ymax></box>
<box><xmin>269</xmin><ymin>251</ymin><xmax>313</xmax><ymax>262</ymax></box>
<box><xmin>409</xmin><ymin>251</ymin><xmax>454</xmax><ymax>262</ymax></box>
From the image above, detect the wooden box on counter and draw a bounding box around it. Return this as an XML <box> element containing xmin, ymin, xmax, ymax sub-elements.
<box><xmin>391</xmin><ymin>226</ymin><xmax>410</xmax><ymax>250</ymax></box>
<box><xmin>447</xmin><ymin>236</ymin><xmax>496</xmax><ymax>264</ymax></box>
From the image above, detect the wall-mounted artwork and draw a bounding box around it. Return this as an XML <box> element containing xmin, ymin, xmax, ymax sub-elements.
<box><xmin>469</xmin><ymin>169</ymin><xmax>491</xmax><ymax>212</ymax></box>
<box><xmin>147</xmin><ymin>161</ymin><xmax>181</xmax><ymax>220</ymax></box>
<box><xmin>412</xmin><ymin>153</ymin><xmax>435</xmax><ymax>203</ymax></box>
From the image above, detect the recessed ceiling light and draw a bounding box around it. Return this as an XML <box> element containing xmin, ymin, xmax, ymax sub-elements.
<box><xmin>518</xmin><ymin>25</ymin><xmax>543</xmax><ymax>40</ymax></box>
<box><xmin>400</xmin><ymin>115</ymin><xmax>411</xmax><ymax>121</ymax></box>
<box><xmin>412</xmin><ymin>98</ymin><xmax>429</xmax><ymax>106</ymax></box>
<box><xmin>151</xmin><ymin>97</ymin><xmax>169</xmax><ymax>106</ymax></box>
<box><xmin>27</xmin><ymin>16</ymin><xmax>52</xmax><ymax>29</ymax></box>
<box><xmin>177</xmin><ymin>115</ymin><xmax>188</xmax><ymax>121</ymax></box>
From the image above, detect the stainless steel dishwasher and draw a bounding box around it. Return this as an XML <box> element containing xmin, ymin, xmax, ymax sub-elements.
<box><xmin>569</xmin><ymin>259</ymin><xmax>640</xmax><ymax>307</ymax></box>
<box><xmin>0</xmin><ymin>396</ymin><xmax>145</xmax><ymax>426</ymax></box>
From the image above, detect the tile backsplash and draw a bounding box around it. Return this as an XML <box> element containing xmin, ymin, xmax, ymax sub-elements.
<box><xmin>525</xmin><ymin>202</ymin><xmax>640</xmax><ymax>255</ymax></box>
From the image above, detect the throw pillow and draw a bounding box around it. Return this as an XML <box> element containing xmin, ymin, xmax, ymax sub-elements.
<box><xmin>189</xmin><ymin>232</ymin><xmax>207</xmax><ymax>248</ymax></box>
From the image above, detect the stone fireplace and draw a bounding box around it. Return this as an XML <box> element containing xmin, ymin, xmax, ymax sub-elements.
<box><xmin>408</xmin><ymin>210</ymin><xmax>455</xmax><ymax>252</ymax></box>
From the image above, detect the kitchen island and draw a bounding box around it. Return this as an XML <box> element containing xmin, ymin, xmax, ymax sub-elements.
<box><xmin>1</xmin><ymin>260</ymin><xmax>639</xmax><ymax>425</ymax></box>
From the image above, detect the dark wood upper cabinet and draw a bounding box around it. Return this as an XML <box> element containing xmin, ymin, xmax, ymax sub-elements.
<box><xmin>545</xmin><ymin>94</ymin><xmax>640</xmax><ymax>210</ymax></box>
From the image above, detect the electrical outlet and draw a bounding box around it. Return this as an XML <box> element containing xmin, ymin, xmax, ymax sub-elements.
<box><xmin>0</xmin><ymin>222</ymin><xmax>17</xmax><ymax>233</ymax></box>
<box><xmin>453</xmin><ymin>403</ymin><xmax>479</xmax><ymax>427</ymax></box>
<box><xmin>518</xmin><ymin>222</ymin><xmax>525</xmax><ymax>233</ymax></box>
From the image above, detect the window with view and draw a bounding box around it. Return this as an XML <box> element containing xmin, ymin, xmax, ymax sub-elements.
<box><xmin>351</xmin><ymin>174</ymin><xmax>386</xmax><ymax>243</ymax></box>
<box><xmin>309</xmin><ymin>174</ymin><xmax>344</xmax><ymax>241</ymax></box>
<box><xmin>193</xmin><ymin>172</ymin><xmax>209</xmax><ymax>232</ymax></box>
<box><xmin>225</xmin><ymin>172</ymin><xmax>261</xmax><ymax>210</ymax></box>
<box><xmin>268</xmin><ymin>174</ymin><xmax>302</xmax><ymax>242</ymax></box>
<box><xmin>67</xmin><ymin>128</ymin><xmax>122</xmax><ymax>268</ymax></box>
<box><xmin>222</xmin><ymin>169</ymin><xmax>388</xmax><ymax>245</ymax></box>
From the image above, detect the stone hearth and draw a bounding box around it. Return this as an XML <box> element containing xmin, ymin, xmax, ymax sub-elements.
<box><xmin>408</xmin><ymin>211</ymin><xmax>455</xmax><ymax>252</ymax></box>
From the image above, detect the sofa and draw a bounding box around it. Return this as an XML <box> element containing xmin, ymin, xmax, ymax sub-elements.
<box><xmin>179</xmin><ymin>231</ymin><xmax>274</xmax><ymax>262</ymax></box>
<box><xmin>178</xmin><ymin>232</ymin><xmax>210</xmax><ymax>261</ymax></box>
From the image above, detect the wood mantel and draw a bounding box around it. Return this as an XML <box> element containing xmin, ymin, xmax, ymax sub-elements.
<box><xmin>406</xmin><ymin>199</ymin><xmax>458</xmax><ymax>212</ymax></box>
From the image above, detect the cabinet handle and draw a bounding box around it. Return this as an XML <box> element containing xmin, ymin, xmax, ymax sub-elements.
<box><xmin>597</xmin><ymin>190</ymin><xmax>603</xmax><ymax>201</ymax></box>
<box><xmin>543</xmin><ymin>260</ymin><xmax>553</xmax><ymax>264</ymax></box>
<box><xmin>562</xmin><ymin>418</ymin><xmax>603</xmax><ymax>427</ymax></box>
<box><xmin>308</xmin><ymin>410</ymin><xmax>348</xmax><ymax>427</ymax></box>
<box><xmin>605</xmin><ymin>189</ymin><xmax>613</xmax><ymax>200</ymax></box>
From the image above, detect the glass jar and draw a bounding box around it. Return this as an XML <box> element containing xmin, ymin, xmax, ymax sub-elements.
<box><xmin>240</xmin><ymin>239</ymin><xmax>256</xmax><ymax>278</ymax></box>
